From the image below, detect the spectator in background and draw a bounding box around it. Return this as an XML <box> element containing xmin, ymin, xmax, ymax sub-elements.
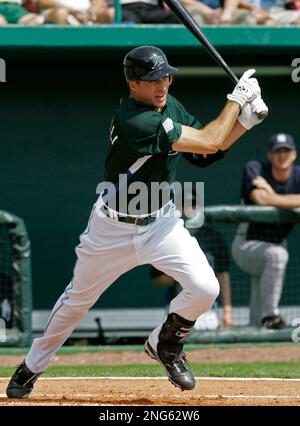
<box><xmin>0</xmin><ymin>0</ymin><xmax>45</xmax><ymax>24</ymax></box>
<box><xmin>37</xmin><ymin>0</ymin><xmax>114</xmax><ymax>25</ymax></box>
<box><xmin>181</xmin><ymin>0</ymin><xmax>257</xmax><ymax>25</ymax></box>
<box><xmin>151</xmin><ymin>189</ymin><xmax>234</xmax><ymax>328</ymax></box>
<box><xmin>232</xmin><ymin>133</ymin><xmax>300</xmax><ymax>329</ymax></box>
<box><xmin>22</xmin><ymin>0</ymin><xmax>40</xmax><ymax>12</ymax></box>
<box><xmin>121</xmin><ymin>0</ymin><xmax>179</xmax><ymax>23</ymax></box>
<box><xmin>239</xmin><ymin>0</ymin><xmax>300</xmax><ymax>25</ymax></box>
<box><xmin>285</xmin><ymin>0</ymin><xmax>300</xmax><ymax>10</ymax></box>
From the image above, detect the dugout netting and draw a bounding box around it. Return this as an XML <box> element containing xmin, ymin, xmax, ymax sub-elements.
<box><xmin>0</xmin><ymin>210</ymin><xmax>32</xmax><ymax>346</ymax></box>
<box><xmin>187</xmin><ymin>205</ymin><xmax>300</xmax><ymax>343</ymax></box>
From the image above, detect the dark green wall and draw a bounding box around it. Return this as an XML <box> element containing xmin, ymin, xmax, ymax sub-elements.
<box><xmin>1</xmin><ymin>62</ymin><xmax>299</xmax><ymax>309</ymax></box>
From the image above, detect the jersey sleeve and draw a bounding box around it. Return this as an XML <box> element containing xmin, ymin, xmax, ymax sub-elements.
<box><xmin>122</xmin><ymin>110</ymin><xmax>182</xmax><ymax>155</ymax></box>
<box><xmin>242</xmin><ymin>160</ymin><xmax>262</xmax><ymax>203</ymax></box>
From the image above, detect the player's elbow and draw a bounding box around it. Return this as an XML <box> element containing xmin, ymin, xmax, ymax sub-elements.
<box><xmin>194</xmin><ymin>136</ymin><xmax>223</xmax><ymax>154</ymax></box>
<box><xmin>208</xmin><ymin>145</ymin><xmax>221</xmax><ymax>154</ymax></box>
<box><xmin>202</xmin><ymin>129</ymin><xmax>227</xmax><ymax>153</ymax></box>
<box><xmin>206</xmin><ymin>137</ymin><xmax>224</xmax><ymax>153</ymax></box>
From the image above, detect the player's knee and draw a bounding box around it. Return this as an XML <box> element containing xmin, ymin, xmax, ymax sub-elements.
<box><xmin>205</xmin><ymin>275</ymin><xmax>220</xmax><ymax>306</ymax></box>
<box><xmin>62</xmin><ymin>300</ymin><xmax>90</xmax><ymax>321</ymax></box>
<box><xmin>191</xmin><ymin>274</ymin><xmax>220</xmax><ymax>309</ymax></box>
<box><xmin>264</xmin><ymin>245</ymin><xmax>289</xmax><ymax>267</ymax></box>
<box><xmin>58</xmin><ymin>290</ymin><xmax>94</xmax><ymax>318</ymax></box>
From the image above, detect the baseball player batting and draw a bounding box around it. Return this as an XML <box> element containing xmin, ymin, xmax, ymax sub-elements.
<box><xmin>7</xmin><ymin>46</ymin><xmax>268</xmax><ymax>398</ymax></box>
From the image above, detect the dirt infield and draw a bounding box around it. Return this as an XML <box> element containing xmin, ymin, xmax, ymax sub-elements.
<box><xmin>1</xmin><ymin>377</ymin><xmax>300</xmax><ymax>406</ymax></box>
<box><xmin>1</xmin><ymin>346</ymin><xmax>299</xmax><ymax>406</ymax></box>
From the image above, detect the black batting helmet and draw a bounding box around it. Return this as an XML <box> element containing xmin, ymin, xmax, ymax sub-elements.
<box><xmin>123</xmin><ymin>46</ymin><xmax>177</xmax><ymax>82</ymax></box>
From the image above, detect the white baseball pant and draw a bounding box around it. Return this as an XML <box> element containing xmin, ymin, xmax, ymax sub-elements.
<box><xmin>25</xmin><ymin>202</ymin><xmax>219</xmax><ymax>373</ymax></box>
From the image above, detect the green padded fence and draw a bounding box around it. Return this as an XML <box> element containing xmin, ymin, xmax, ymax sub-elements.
<box><xmin>0</xmin><ymin>26</ymin><xmax>299</xmax><ymax>48</ymax></box>
<box><xmin>205</xmin><ymin>205</ymin><xmax>300</xmax><ymax>224</ymax></box>
<box><xmin>187</xmin><ymin>205</ymin><xmax>299</xmax><ymax>343</ymax></box>
<box><xmin>0</xmin><ymin>210</ymin><xmax>32</xmax><ymax>347</ymax></box>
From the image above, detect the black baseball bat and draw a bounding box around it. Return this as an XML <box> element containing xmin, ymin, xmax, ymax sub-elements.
<box><xmin>164</xmin><ymin>0</ymin><xmax>268</xmax><ymax>120</ymax></box>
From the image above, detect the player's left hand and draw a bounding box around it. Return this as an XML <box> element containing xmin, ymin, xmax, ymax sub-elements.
<box><xmin>238</xmin><ymin>96</ymin><xmax>268</xmax><ymax>130</ymax></box>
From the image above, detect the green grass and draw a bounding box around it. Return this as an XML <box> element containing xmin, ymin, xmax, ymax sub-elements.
<box><xmin>0</xmin><ymin>341</ymin><xmax>297</xmax><ymax>356</ymax></box>
<box><xmin>1</xmin><ymin>362</ymin><xmax>300</xmax><ymax>379</ymax></box>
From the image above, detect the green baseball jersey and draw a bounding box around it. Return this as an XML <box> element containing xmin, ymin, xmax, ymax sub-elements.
<box><xmin>104</xmin><ymin>93</ymin><xmax>202</xmax><ymax>214</ymax></box>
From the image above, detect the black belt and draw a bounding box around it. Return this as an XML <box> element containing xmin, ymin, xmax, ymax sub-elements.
<box><xmin>101</xmin><ymin>203</ymin><xmax>171</xmax><ymax>226</ymax></box>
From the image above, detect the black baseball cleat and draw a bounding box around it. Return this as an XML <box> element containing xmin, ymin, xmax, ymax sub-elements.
<box><xmin>144</xmin><ymin>339</ymin><xmax>195</xmax><ymax>391</ymax></box>
<box><xmin>262</xmin><ymin>314</ymin><xmax>286</xmax><ymax>330</ymax></box>
<box><xmin>6</xmin><ymin>360</ymin><xmax>42</xmax><ymax>399</ymax></box>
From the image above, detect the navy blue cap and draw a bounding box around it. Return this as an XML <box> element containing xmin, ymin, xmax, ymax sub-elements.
<box><xmin>268</xmin><ymin>133</ymin><xmax>296</xmax><ymax>152</ymax></box>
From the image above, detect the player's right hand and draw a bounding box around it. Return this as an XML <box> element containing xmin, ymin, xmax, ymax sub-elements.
<box><xmin>238</xmin><ymin>96</ymin><xmax>268</xmax><ymax>130</ymax></box>
<box><xmin>227</xmin><ymin>69</ymin><xmax>261</xmax><ymax>108</ymax></box>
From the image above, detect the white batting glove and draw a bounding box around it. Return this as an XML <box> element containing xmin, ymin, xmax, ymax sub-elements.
<box><xmin>227</xmin><ymin>69</ymin><xmax>261</xmax><ymax>108</ymax></box>
<box><xmin>238</xmin><ymin>96</ymin><xmax>268</xmax><ymax>130</ymax></box>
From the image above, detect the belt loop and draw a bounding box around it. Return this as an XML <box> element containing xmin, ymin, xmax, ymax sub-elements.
<box><xmin>111</xmin><ymin>210</ymin><xmax>118</xmax><ymax>221</ymax></box>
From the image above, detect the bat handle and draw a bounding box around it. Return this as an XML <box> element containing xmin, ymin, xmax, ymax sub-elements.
<box><xmin>257</xmin><ymin>110</ymin><xmax>268</xmax><ymax>120</ymax></box>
